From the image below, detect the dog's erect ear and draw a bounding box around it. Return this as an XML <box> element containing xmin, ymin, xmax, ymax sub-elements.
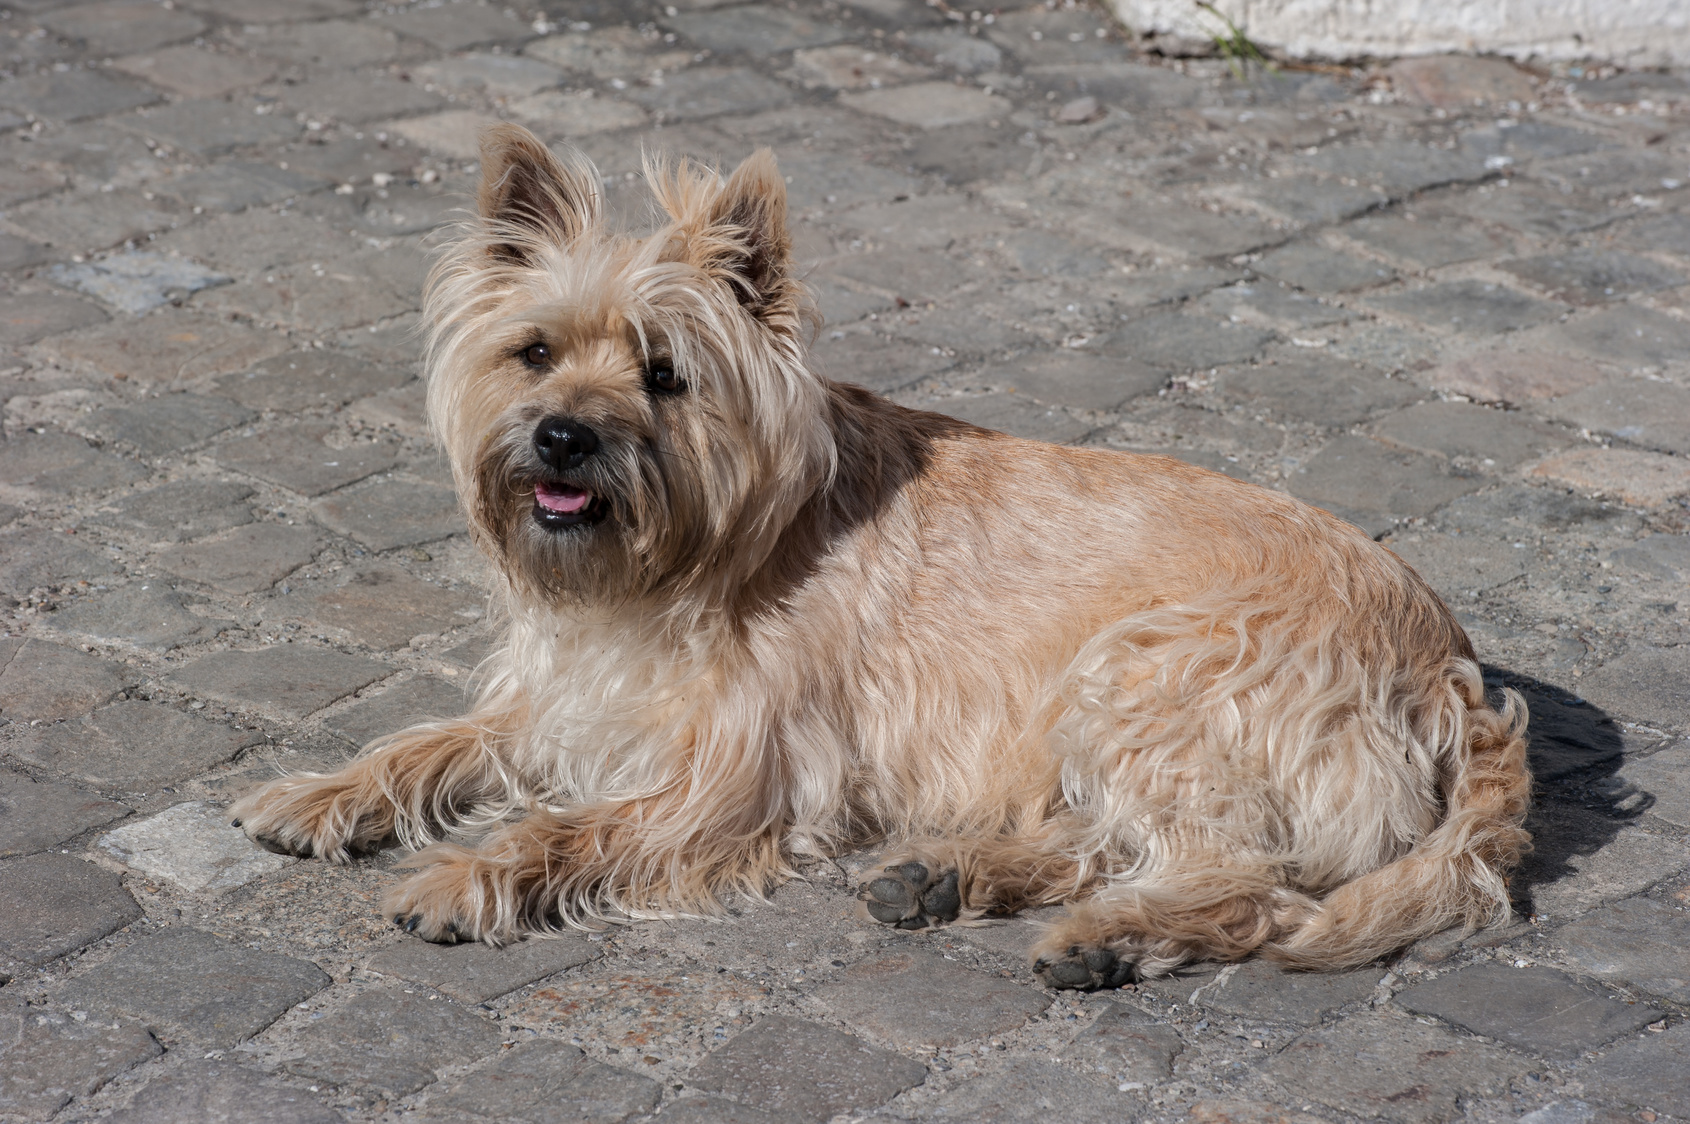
<box><xmin>477</xmin><ymin>124</ymin><xmax>600</xmax><ymax>260</ymax></box>
<box><xmin>704</xmin><ymin>150</ymin><xmax>795</xmax><ymax>319</ymax></box>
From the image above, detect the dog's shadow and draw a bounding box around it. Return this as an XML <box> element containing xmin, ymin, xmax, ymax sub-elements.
<box><xmin>1485</xmin><ymin>664</ymin><xmax>1649</xmax><ymax>917</ymax></box>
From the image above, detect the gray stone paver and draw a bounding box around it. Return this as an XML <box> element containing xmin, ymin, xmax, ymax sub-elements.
<box><xmin>0</xmin><ymin>4</ymin><xmax>1687</xmax><ymax>1121</ymax></box>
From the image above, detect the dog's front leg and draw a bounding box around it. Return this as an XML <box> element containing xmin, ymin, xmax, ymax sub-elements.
<box><xmin>383</xmin><ymin>789</ymin><xmax>784</xmax><ymax>944</ymax></box>
<box><xmin>230</xmin><ymin>716</ymin><xmax>509</xmax><ymax>861</ymax></box>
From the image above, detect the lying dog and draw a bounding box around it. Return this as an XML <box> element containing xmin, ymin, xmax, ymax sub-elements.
<box><xmin>232</xmin><ymin>124</ymin><xmax>1530</xmax><ymax>987</ymax></box>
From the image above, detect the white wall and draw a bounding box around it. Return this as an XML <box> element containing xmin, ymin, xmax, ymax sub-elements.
<box><xmin>1106</xmin><ymin>0</ymin><xmax>1690</xmax><ymax>67</ymax></box>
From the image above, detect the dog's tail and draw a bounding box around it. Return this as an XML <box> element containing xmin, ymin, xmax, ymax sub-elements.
<box><xmin>1267</xmin><ymin>663</ymin><xmax>1532</xmax><ymax>968</ymax></box>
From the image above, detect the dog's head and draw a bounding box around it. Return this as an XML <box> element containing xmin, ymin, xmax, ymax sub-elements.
<box><xmin>426</xmin><ymin>125</ymin><xmax>832</xmax><ymax>610</ymax></box>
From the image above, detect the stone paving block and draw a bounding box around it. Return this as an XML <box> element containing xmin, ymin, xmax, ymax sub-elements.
<box><xmin>1262</xmin><ymin>1011</ymin><xmax>1528</xmax><ymax>1124</ymax></box>
<box><xmin>1501</xmin><ymin>251</ymin><xmax>1683</xmax><ymax>307</ymax></box>
<box><xmin>1102</xmin><ymin>313</ymin><xmax>1275</xmax><ymax>371</ymax></box>
<box><xmin>429</xmin><ymin>1038</ymin><xmax>660</xmax><ymax>1124</ymax></box>
<box><xmin>1208</xmin><ymin>176</ymin><xmax>1382</xmax><ymax>227</ymax></box>
<box><xmin>0</xmin><ymin>231</ymin><xmax>50</xmax><ymax>272</ymax></box>
<box><xmin>237</xmin><ymin>16</ymin><xmax>400</xmax><ymax>65</ymax></box>
<box><xmin>1026</xmin><ymin>61</ymin><xmax>1208</xmax><ymax>109</ymax></box>
<box><xmin>19</xmin><ymin>194</ymin><xmax>181</xmax><ymax>255</ymax></box>
<box><xmin>112</xmin><ymin>44</ymin><xmax>279</xmax><ymax>100</ymax></box>
<box><xmin>8</xmin><ymin>699</ymin><xmax>261</xmax><ymax>788</ymax></box>
<box><xmin>1576</xmin><ymin>1019</ymin><xmax>1690</xmax><ymax>1118</ymax></box>
<box><xmin>1576</xmin><ymin>645</ymin><xmax>1690</xmax><ymax>727</ymax></box>
<box><xmin>656</xmin><ymin>1098</ymin><xmax>783</xmax><ymax>1124</ymax></box>
<box><xmin>908</xmin><ymin>28</ymin><xmax>1002</xmax><ymax>74</ymax></box>
<box><xmin>1522</xmin><ymin>693</ymin><xmax>1628</xmax><ymax>783</ymax></box>
<box><xmin>0</xmin><ymin>527</ymin><xmax>122</xmax><ymax>595</ymax></box>
<box><xmin>161</xmin><ymin>523</ymin><xmax>324</xmax><ymax>593</ymax></box>
<box><xmin>214</xmin><ymin>350</ymin><xmax>411</xmax><ymax>413</ymax></box>
<box><xmin>96</xmin><ymin>480</ymin><xmax>255</xmax><ymax>543</ymax></box>
<box><xmin>157</xmin><ymin>162</ymin><xmax>327</xmax><ymax>213</ymax></box>
<box><xmin>668</xmin><ymin>5</ymin><xmax>846</xmax><ymax>53</ymax></box>
<box><xmin>996</xmin><ymin>230</ymin><xmax>1109</xmax><ymax>280</ymax></box>
<box><xmin>0</xmin><ymin>852</ymin><xmax>141</xmax><ymax>965</ymax></box>
<box><xmin>287</xmin><ymin>567</ymin><xmax>483</xmax><ymax>650</ymax></box>
<box><xmin>1101</xmin><ymin>266</ymin><xmax>1246</xmax><ymax>311</ymax></box>
<box><xmin>1373</xmin><ymin>400</ymin><xmax>1569</xmax><ymax>468</ymax></box>
<box><xmin>999</xmin><ymin>349</ymin><xmax>1166</xmax><ymax>411</ymax></box>
<box><xmin>930</xmin><ymin>393</ymin><xmax>1092</xmax><ymax>444</ymax></box>
<box><xmin>104</xmin><ymin>1058</ymin><xmax>345</xmax><ymax>1124</ymax></box>
<box><xmin>284</xmin><ymin>985</ymin><xmax>502</xmax><ymax>1097</ymax></box>
<box><xmin>1529</xmin><ymin>447</ymin><xmax>1690</xmax><ymax>508</ymax></box>
<box><xmin>100</xmin><ymin>801</ymin><xmax>295</xmax><ymax>895</ymax></box>
<box><xmin>840</xmin><ymin>81</ymin><xmax>1011</xmax><ymax>128</ymax></box>
<box><xmin>51</xmin><ymin>250</ymin><xmax>231</xmax><ymax>315</ymax></box>
<box><xmin>190</xmin><ymin>0</ymin><xmax>364</xmax><ymax>20</ymax></box>
<box><xmin>1520</xmin><ymin>804</ymin><xmax>1690</xmax><ymax>919</ymax></box>
<box><xmin>1061</xmin><ymin>1002</ymin><xmax>1182</xmax><ymax>1085</ymax></box>
<box><xmin>1192</xmin><ymin>281</ymin><xmax>1350</xmax><ymax>331</ymax></box>
<box><xmin>0</xmin><ymin>431</ymin><xmax>145</xmax><ymax>495</ymax></box>
<box><xmin>506</xmin><ymin>89</ymin><xmax>649</xmax><ymax>137</ymax></box>
<box><xmin>195</xmin><ymin>255</ymin><xmax>424</xmax><ymax>333</ymax></box>
<box><xmin>1540</xmin><ymin>378</ymin><xmax>1690</xmax><ymax>456</ymax></box>
<box><xmin>0</xmin><ymin>164</ymin><xmax>66</xmax><ymax>209</ymax></box>
<box><xmin>0</xmin><ymin>770</ymin><xmax>127</xmax><ymax>858</ymax></box>
<box><xmin>39</xmin><ymin>0</ymin><xmax>207</xmax><ymax>55</ymax></box>
<box><xmin>278</xmin><ymin>138</ymin><xmax>413</xmax><ymax>186</ymax></box>
<box><xmin>416</xmin><ymin>52</ymin><xmax>564</xmax><ymax>98</ymax></box>
<box><xmin>898</xmin><ymin>1058</ymin><xmax>1128</xmax><ymax>1122</ymax></box>
<box><xmin>1298</xmin><ymin>141</ymin><xmax>1490</xmax><ymax>196</ymax></box>
<box><xmin>619</xmin><ymin>67</ymin><xmax>795</xmax><ymax>122</ymax></box>
<box><xmin>688</xmin><ymin>1016</ymin><xmax>927</xmax><ymax>1122</ymax></box>
<box><xmin>816</xmin><ymin>949</ymin><xmax>1051</xmax><ymax>1050</ymax></box>
<box><xmin>1420</xmin><ymin>349</ymin><xmax>1610</xmax><ymax>404</ymax></box>
<box><xmin>0</xmin><ymin>1012</ymin><xmax>161</xmax><ymax>1122</ymax></box>
<box><xmin>0</xmin><ymin>69</ymin><xmax>162</xmax><ymax>123</ymax></box>
<box><xmin>523</xmin><ymin>26</ymin><xmax>692</xmax><ymax>80</ymax></box>
<box><xmin>369</xmin><ymin>933</ymin><xmax>598</xmax><ymax>1004</ymax></box>
<box><xmin>789</xmin><ymin>45</ymin><xmax>933</xmax><ymax>90</ymax></box>
<box><xmin>1608</xmin><ymin>532</ymin><xmax>1690</xmax><ymax>580</ymax></box>
<box><xmin>166</xmin><ymin>644</ymin><xmax>388</xmax><ymax>719</ymax></box>
<box><xmin>215</xmin><ymin>423</ymin><xmax>401</xmax><ymax>497</ymax></box>
<box><xmin>327</xmin><ymin>675</ymin><xmax>469</xmax><ymax>747</ymax></box>
<box><xmin>1615</xmin><ymin>210</ymin><xmax>1690</xmax><ymax>258</ymax></box>
<box><xmin>1139</xmin><ymin>959</ymin><xmax>1379</xmax><ymax>1025</ymax></box>
<box><xmin>0</xmin><ymin>293</ymin><xmax>109</xmax><ymax>345</ymax></box>
<box><xmin>383</xmin><ymin>1</ymin><xmax>533</xmax><ymax>50</ymax></box>
<box><xmin>126</xmin><ymin>98</ymin><xmax>302</xmax><ymax>156</ymax></box>
<box><xmin>811</xmin><ymin>327</ymin><xmax>955</xmax><ymax>393</ymax></box>
<box><xmin>1395</xmin><ymin>962</ymin><xmax>1661</xmax><ymax>1061</ymax></box>
<box><xmin>311</xmin><ymin>479</ymin><xmax>466</xmax><ymax>552</ymax></box>
<box><xmin>1386</xmin><ymin>55</ymin><xmax>1534</xmax><ymax>107</ymax></box>
<box><xmin>46</xmin><ymin>309</ymin><xmax>290</xmax><ymax>385</ymax></box>
<box><xmin>1253</xmin><ymin>243</ymin><xmax>1396</xmax><ymax>293</ymax></box>
<box><xmin>1091</xmin><ymin>197</ymin><xmax>1281</xmax><ymax>260</ymax></box>
<box><xmin>827</xmin><ymin>249</ymin><xmax>969</xmax><ymax>304</ymax></box>
<box><xmin>1368</xmin><ymin>280</ymin><xmax>1567</xmax><ymax>334</ymax></box>
<box><xmin>1218</xmin><ymin>358</ymin><xmax>1421</xmax><ymax>428</ymax></box>
<box><xmin>1387</xmin><ymin>533</ymin><xmax>1530</xmax><ymax>597</ymax></box>
<box><xmin>987</xmin><ymin>7</ymin><xmax>1128</xmax><ymax>64</ymax></box>
<box><xmin>281</xmin><ymin>73</ymin><xmax>446</xmax><ymax>126</ymax></box>
<box><xmin>1555</xmin><ymin>895</ymin><xmax>1690</xmax><ymax>1004</ymax></box>
<box><xmin>1607</xmin><ymin>741</ymin><xmax>1690</xmax><ymax>830</ymax></box>
<box><xmin>1289</xmin><ymin>435</ymin><xmax>1482</xmax><ymax>527</ymax></box>
<box><xmin>1554</xmin><ymin>305</ymin><xmax>1690</xmax><ymax>369</ymax></box>
<box><xmin>60</xmin><ymin>926</ymin><xmax>330</xmax><ymax>1047</ymax></box>
<box><xmin>1343</xmin><ymin>213</ymin><xmax>1510</xmax><ymax>270</ymax></box>
<box><xmin>80</xmin><ymin>394</ymin><xmax>252</xmax><ymax>457</ymax></box>
<box><xmin>51</xmin><ymin>582</ymin><xmax>238</xmax><ymax>651</ymax></box>
<box><xmin>0</xmin><ymin>638</ymin><xmax>136</xmax><ymax>721</ymax></box>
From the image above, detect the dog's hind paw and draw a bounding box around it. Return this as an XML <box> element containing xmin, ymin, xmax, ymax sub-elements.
<box><xmin>1033</xmin><ymin>943</ymin><xmax>1139</xmax><ymax>990</ymax></box>
<box><xmin>857</xmin><ymin>860</ymin><xmax>963</xmax><ymax>930</ymax></box>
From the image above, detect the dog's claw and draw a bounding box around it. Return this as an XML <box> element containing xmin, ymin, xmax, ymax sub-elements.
<box><xmin>1034</xmin><ymin>944</ymin><xmax>1138</xmax><ymax>990</ymax></box>
<box><xmin>858</xmin><ymin>860</ymin><xmax>963</xmax><ymax>930</ymax></box>
<box><xmin>229</xmin><ymin>818</ymin><xmax>242</xmax><ymax>828</ymax></box>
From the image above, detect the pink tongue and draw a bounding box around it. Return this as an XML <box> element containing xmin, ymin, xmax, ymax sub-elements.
<box><xmin>534</xmin><ymin>482</ymin><xmax>590</xmax><ymax>514</ymax></box>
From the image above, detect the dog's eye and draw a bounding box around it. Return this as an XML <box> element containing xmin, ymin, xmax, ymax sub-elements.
<box><xmin>645</xmin><ymin>362</ymin><xmax>685</xmax><ymax>395</ymax></box>
<box><xmin>521</xmin><ymin>343</ymin><xmax>551</xmax><ymax>369</ymax></box>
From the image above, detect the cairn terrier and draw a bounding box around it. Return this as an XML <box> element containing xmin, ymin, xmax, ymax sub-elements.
<box><xmin>232</xmin><ymin>124</ymin><xmax>1530</xmax><ymax>987</ymax></box>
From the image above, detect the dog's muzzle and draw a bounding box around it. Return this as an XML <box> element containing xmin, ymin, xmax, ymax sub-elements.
<box><xmin>531</xmin><ymin>415</ymin><xmax>608</xmax><ymax>529</ymax></box>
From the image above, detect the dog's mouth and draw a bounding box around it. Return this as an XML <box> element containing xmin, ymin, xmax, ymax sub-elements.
<box><xmin>532</xmin><ymin>479</ymin><xmax>609</xmax><ymax>530</ymax></box>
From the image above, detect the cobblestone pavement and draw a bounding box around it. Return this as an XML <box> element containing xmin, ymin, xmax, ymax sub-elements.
<box><xmin>1</xmin><ymin>0</ymin><xmax>1688</xmax><ymax>1121</ymax></box>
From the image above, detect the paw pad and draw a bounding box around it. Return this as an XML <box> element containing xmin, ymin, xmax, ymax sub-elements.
<box><xmin>857</xmin><ymin>861</ymin><xmax>962</xmax><ymax>930</ymax></box>
<box><xmin>1033</xmin><ymin>944</ymin><xmax>1138</xmax><ymax>990</ymax></box>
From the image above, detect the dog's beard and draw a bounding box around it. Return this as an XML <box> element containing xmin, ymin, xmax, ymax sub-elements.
<box><xmin>468</xmin><ymin>407</ymin><xmax>723</xmax><ymax>607</ymax></box>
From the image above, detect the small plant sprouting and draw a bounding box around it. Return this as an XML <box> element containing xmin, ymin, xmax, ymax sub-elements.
<box><xmin>1194</xmin><ymin>1</ymin><xmax>1275</xmax><ymax>81</ymax></box>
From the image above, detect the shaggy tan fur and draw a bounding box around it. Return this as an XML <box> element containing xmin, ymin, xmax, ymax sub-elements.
<box><xmin>231</xmin><ymin>124</ymin><xmax>1532</xmax><ymax>986</ymax></box>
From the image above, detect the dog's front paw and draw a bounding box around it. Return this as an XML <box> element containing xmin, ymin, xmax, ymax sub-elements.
<box><xmin>1032</xmin><ymin>942</ymin><xmax>1139</xmax><ymax>990</ymax></box>
<box><xmin>858</xmin><ymin>859</ymin><xmax>963</xmax><ymax>930</ymax></box>
<box><xmin>383</xmin><ymin>845</ymin><xmax>506</xmax><ymax>944</ymax></box>
<box><xmin>229</xmin><ymin>775</ymin><xmax>390</xmax><ymax>862</ymax></box>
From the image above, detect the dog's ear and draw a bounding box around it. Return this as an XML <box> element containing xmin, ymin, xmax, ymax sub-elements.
<box><xmin>703</xmin><ymin>149</ymin><xmax>794</xmax><ymax>318</ymax></box>
<box><xmin>477</xmin><ymin>124</ymin><xmax>600</xmax><ymax>261</ymax></box>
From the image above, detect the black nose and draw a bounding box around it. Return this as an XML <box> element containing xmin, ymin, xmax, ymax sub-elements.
<box><xmin>534</xmin><ymin>416</ymin><xmax>598</xmax><ymax>470</ymax></box>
